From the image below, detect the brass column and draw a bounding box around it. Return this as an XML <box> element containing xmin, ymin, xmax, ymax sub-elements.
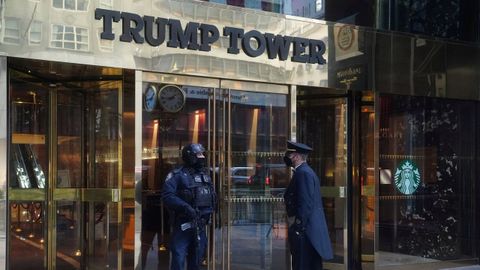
<box><xmin>0</xmin><ymin>56</ymin><xmax>7</xmax><ymax>269</ymax></box>
<box><xmin>47</xmin><ymin>89</ymin><xmax>58</xmax><ymax>270</ymax></box>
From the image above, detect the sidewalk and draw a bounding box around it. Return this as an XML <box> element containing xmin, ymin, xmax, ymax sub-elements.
<box><xmin>441</xmin><ymin>266</ymin><xmax>480</xmax><ymax>270</ymax></box>
<box><xmin>376</xmin><ymin>252</ymin><xmax>479</xmax><ymax>270</ymax></box>
<box><xmin>0</xmin><ymin>236</ymin><xmax>5</xmax><ymax>270</ymax></box>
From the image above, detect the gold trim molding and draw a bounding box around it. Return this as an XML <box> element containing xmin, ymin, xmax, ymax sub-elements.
<box><xmin>9</xmin><ymin>188</ymin><xmax>135</xmax><ymax>202</ymax></box>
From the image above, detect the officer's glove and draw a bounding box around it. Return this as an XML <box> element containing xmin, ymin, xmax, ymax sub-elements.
<box><xmin>184</xmin><ymin>205</ymin><xmax>198</xmax><ymax>220</ymax></box>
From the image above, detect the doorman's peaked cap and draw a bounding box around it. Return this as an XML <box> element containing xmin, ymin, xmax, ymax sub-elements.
<box><xmin>286</xmin><ymin>140</ymin><xmax>313</xmax><ymax>154</ymax></box>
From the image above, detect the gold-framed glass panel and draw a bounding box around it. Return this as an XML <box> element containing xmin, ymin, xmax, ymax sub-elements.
<box><xmin>7</xmin><ymin>58</ymin><xmax>135</xmax><ymax>270</ymax></box>
<box><xmin>9</xmin><ymin>65</ymin><xmax>49</xmax><ymax>269</ymax></box>
<box><xmin>139</xmin><ymin>74</ymin><xmax>290</xmax><ymax>270</ymax></box>
<box><xmin>139</xmin><ymin>75</ymin><xmax>217</xmax><ymax>269</ymax></box>
<box><xmin>223</xmin><ymin>87</ymin><xmax>289</xmax><ymax>270</ymax></box>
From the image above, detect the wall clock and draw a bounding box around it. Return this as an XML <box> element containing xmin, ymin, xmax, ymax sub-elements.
<box><xmin>158</xmin><ymin>85</ymin><xmax>186</xmax><ymax>113</ymax></box>
<box><xmin>143</xmin><ymin>84</ymin><xmax>158</xmax><ymax>112</ymax></box>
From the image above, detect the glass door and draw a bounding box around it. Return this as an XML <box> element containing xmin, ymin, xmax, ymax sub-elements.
<box><xmin>296</xmin><ymin>89</ymin><xmax>349</xmax><ymax>270</ymax></box>
<box><xmin>9</xmin><ymin>67</ymin><xmax>49</xmax><ymax>269</ymax></box>
<box><xmin>217</xmin><ymin>81</ymin><xmax>289</xmax><ymax>270</ymax></box>
<box><xmin>53</xmin><ymin>86</ymin><xmax>124</xmax><ymax>270</ymax></box>
<box><xmin>139</xmin><ymin>76</ymin><xmax>290</xmax><ymax>270</ymax></box>
<box><xmin>8</xmin><ymin>59</ymin><xmax>131</xmax><ymax>270</ymax></box>
<box><xmin>139</xmin><ymin>74</ymin><xmax>218</xmax><ymax>270</ymax></box>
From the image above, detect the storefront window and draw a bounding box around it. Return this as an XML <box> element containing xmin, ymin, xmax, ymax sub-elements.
<box><xmin>378</xmin><ymin>94</ymin><xmax>479</xmax><ymax>267</ymax></box>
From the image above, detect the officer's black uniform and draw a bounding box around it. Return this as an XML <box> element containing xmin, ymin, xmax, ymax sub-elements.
<box><xmin>162</xmin><ymin>144</ymin><xmax>216</xmax><ymax>270</ymax></box>
<box><xmin>283</xmin><ymin>141</ymin><xmax>333</xmax><ymax>270</ymax></box>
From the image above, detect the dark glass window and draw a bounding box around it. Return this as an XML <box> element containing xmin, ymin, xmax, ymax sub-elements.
<box><xmin>377</xmin><ymin>0</ymin><xmax>478</xmax><ymax>42</ymax></box>
<box><xmin>202</xmin><ymin>0</ymin><xmax>375</xmax><ymax>25</ymax></box>
<box><xmin>378</xmin><ymin>94</ymin><xmax>479</xmax><ymax>267</ymax></box>
<box><xmin>203</xmin><ymin>0</ymin><xmax>478</xmax><ymax>42</ymax></box>
<box><xmin>227</xmin><ymin>0</ymin><xmax>244</xmax><ymax>7</ymax></box>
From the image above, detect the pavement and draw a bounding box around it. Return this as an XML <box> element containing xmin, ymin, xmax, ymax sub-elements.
<box><xmin>440</xmin><ymin>266</ymin><xmax>480</xmax><ymax>270</ymax></box>
<box><xmin>375</xmin><ymin>251</ymin><xmax>479</xmax><ymax>270</ymax></box>
<box><xmin>0</xmin><ymin>237</ymin><xmax>4</xmax><ymax>270</ymax></box>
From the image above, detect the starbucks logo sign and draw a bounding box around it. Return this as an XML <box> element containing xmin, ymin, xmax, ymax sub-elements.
<box><xmin>394</xmin><ymin>160</ymin><xmax>421</xmax><ymax>195</ymax></box>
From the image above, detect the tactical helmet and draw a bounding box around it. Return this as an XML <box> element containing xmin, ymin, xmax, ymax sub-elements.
<box><xmin>181</xmin><ymin>143</ymin><xmax>206</xmax><ymax>167</ymax></box>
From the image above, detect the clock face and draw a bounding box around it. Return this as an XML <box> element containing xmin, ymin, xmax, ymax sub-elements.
<box><xmin>143</xmin><ymin>85</ymin><xmax>157</xmax><ymax>112</ymax></box>
<box><xmin>158</xmin><ymin>85</ymin><xmax>186</xmax><ymax>113</ymax></box>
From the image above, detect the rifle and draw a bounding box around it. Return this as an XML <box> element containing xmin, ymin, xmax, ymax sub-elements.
<box><xmin>179</xmin><ymin>211</ymin><xmax>201</xmax><ymax>264</ymax></box>
<box><xmin>190</xmin><ymin>174</ymin><xmax>202</xmax><ymax>264</ymax></box>
<box><xmin>192</xmin><ymin>210</ymin><xmax>203</xmax><ymax>266</ymax></box>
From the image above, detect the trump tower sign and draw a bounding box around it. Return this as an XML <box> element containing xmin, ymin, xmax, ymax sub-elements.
<box><xmin>95</xmin><ymin>8</ymin><xmax>327</xmax><ymax>65</ymax></box>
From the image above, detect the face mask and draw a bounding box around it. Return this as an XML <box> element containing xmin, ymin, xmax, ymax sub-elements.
<box><xmin>193</xmin><ymin>157</ymin><xmax>206</xmax><ymax>170</ymax></box>
<box><xmin>283</xmin><ymin>155</ymin><xmax>293</xmax><ymax>167</ymax></box>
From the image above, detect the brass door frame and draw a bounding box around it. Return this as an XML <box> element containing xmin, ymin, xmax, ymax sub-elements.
<box><xmin>348</xmin><ymin>91</ymin><xmax>361</xmax><ymax>269</ymax></box>
<box><xmin>0</xmin><ymin>56</ymin><xmax>7</xmax><ymax>268</ymax></box>
<box><xmin>134</xmin><ymin>70</ymin><xmax>142</xmax><ymax>269</ymax></box>
<box><xmin>47</xmin><ymin>88</ymin><xmax>58</xmax><ymax>270</ymax></box>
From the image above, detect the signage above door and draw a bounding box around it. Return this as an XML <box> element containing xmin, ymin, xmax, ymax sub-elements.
<box><xmin>95</xmin><ymin>8</ymin><xmax>327</xmax><ymax>65</ymax></box>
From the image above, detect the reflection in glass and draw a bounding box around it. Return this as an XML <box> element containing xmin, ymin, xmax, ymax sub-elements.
<box><xmin>25</xmin><ymin>144</ymin><xmax>46</xmax><ymax>188</ymax></box>
<box><xmin>9</xmin><ymin>201</ymin><xmax>46</xmax><ymax>269</ymax></box>
<box><xmin>141</xmin><ymin>84</ymin><xmax>289</xmax><ymax>269</ymax></box>
<box><xmin>11</xmin><ymin>145</ymin><xmax>32</xmax><ymax>188</ymax></box>
<box><xmin>228</xmin><ymin>90</ymin><xmax>289</xmax><ymax>269</ymax></box>
<box><xmin>203</xmin><ymin>0</ymin><xmax>375</xmax><ymax>26</ymax></box>
<box><xmin>377</xmin><ymin>0</ymin><xmax>475</xmax><ymax>42</ymax></box>
<box><xmin>92</xmin><ymin>89</ymin><xmax>119</xmax><ymax>188</ymax></box>
<box><xmin>11</xmin><ymin>144</ymin><xmax>46</xmax><ymax>188</ymax></box>
<box><xmin>57</xmin><ymin>86</ymin><xmax>120</xmax><ymax>189</ymax></box>
<box><xmin>297</xmin><ymin>97</ymin><xmax>347</xmax><ymax>265</ymax></box>
<box><xmin>56</xmin><ymin>201</ymin><xmax>82</xmax><ymax>270</ymax></box>
<box><xmin>360</xmin><ymin>104</ymin><xmax>375</xmax><ymax>264</ymax></box>
<box><xmin>10</xmin><ymin>70</ymin><xmax>48</xmax><ymax>189</ymax></box>
<box><xmin>378</xmin><ymin>94</ymin><xmax>478</xmax><ymax>268</ymax></box>
<box><xmin>56</xmin><ymin>202</ymin><xmax>121</xmax><ymax>269</ymax></box>
<box><xmin>57</xmin><ymin>91</ymin><xmax>82</xmax><ymax>188</ymax></box>
<box><xmin>141</xmin><ymin>84</ymin><xmax>211</xmax><ymax>269</ymax></box>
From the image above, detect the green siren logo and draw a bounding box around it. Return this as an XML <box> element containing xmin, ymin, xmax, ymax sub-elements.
<box><xmin>394</xmin><ymin>160</ymin><xmax>421</xmax><ymax>195</ymax></box>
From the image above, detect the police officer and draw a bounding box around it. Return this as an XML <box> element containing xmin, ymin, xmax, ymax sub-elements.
<box><xmin>283</xmin><ymin>140</ymin><xmax>333</xmax><ymax>270</ymax></box>
<box><xmin>162</xmin><ymin>143</ymin><xmax>216</xmax><ymax>270</ymax></box>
